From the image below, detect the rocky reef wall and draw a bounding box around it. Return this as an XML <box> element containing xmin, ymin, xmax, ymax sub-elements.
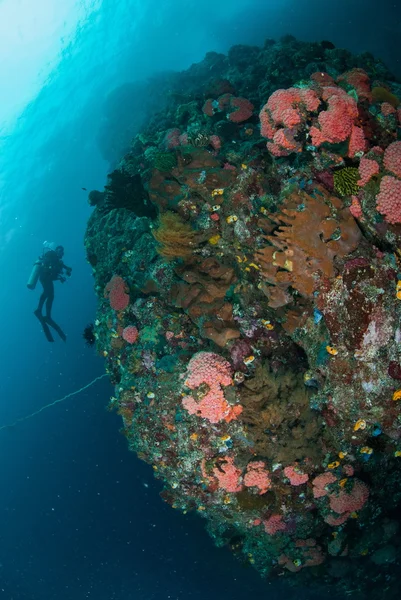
<box><xmin>85</xmin><ymin>36</ymin><xmax>401</xmax><ymax>598</ymax></box>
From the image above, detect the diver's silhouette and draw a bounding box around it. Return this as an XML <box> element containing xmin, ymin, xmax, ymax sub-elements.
<box><xmin>27</xmin><ymin>241</ymin><xmax>72</xmax><ymax>342</ymax></box>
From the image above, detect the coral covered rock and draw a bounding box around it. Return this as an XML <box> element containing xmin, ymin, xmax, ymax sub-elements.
<box><xmin>85</xmin><ymin>34</ymin><xmax>401</xmax><ymax>600</ymax></box>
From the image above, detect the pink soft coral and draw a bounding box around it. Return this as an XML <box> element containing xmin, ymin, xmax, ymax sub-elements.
<box><xmin>284</xmin><ymin>465</ymin><xmax>309</xmax><ymax>486</ymax></box>
<box><xmin>381</xmin><ymin>102</ymin><xmax>396</xmax><ymax>117</ymax></box>
<box><xmin>122</xmin><ymin>326</ymin><xmax>138</xmax><ymax>343</ymax></box>
<box><xmin>259</xmin><ymin>87</ymin><xmax>320</xmax><ymax>139</ymax></box>
<box><xmin>244</xmin><ymin>461</ymin><xmax>271</xmax><ymax>494</ymax></box>
<box><xmin>329</xmin><ymin>479</ymin><xmax>369</xmax><ymax>514</ymax></box>
<box><xmin>312</xmin><ymin>472</ymin><xmax>337</xmax><ymax>498</ymax></box>
<box><xmin>383</xmin><ymin>141</ymin><xmax>401</xmax><ymax>178</ymax></box>
<box><xmin>358</xmin><ymin>157</ymin><xmax>380</xmax><ymax>186</ymax></box>
<box><xmin>349</xmin><ymin>195</ymin><xmax>363</xmax><ymax>219</ymax></box>
<box><xmin>264</xmin><ymin>514</ymin><xmax>287</xmax><ymax>535</ymax></box>
<box><xmin>228</xmin><ymin>96</ymin><xmax>254</xmax><ymax>123</ymax></box>
<box><xmin>104</xmin><ymin>275</ymin><xmax>130</xmax><ymax>311</ymax></box>
<box><xmin>347</xmin><ymin>125</ymin><xmax>367</xmax><ymax>158</ymax></box>
<box><xmin>337</xmin><ymin>68</ymin><xmax>372</xmax><ymax>101</ymax></box>
<box><xmin>182</xmin><ymin>352</ymin><xmax>242</xmax><ymax>423</ymax></box>
<box><xmin>376</xmin><ymin>176</ymin><xmax>401</xmax><ymax>224</ymax></box>
<box><xmin>310</xmin><ymin>88</ymin><xmax>358</xmax><ymax>146</ymax></box>
<box><xmin>213</xmin><ymin>456</ymin><xmax>243</xmax><ymax>492</ymax></box>
<box><xmin>260</xmin><ymin>76</ymin><xmax>364</xmax><ymax>158</ymax></box>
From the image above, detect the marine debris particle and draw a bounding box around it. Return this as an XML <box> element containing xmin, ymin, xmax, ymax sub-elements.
<box><xmin>84</xmin><ymin>35</ymin><xmax>401</xmax><ymax>598</ymax></box>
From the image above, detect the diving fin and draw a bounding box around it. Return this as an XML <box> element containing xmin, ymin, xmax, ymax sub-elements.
<box><xmin>34</xmin><ymin>310</ymin><xmax>54</xmax><ymax>342</ymax></box>
<box><xmin>44</xmin><ymin>316</ymin><xmax>67</xmax><ymax>342</ymax></box>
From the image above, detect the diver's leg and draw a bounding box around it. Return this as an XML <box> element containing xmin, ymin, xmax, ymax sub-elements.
<box><xmin>37</xmin><ymin>292</ymin><xmax>46</xmax><ymax>314</ymax></box>
<box><xmin>36</xmin><ymin>278</ymin><xmax>47</xmax><ymax>315</ymax></box>
<box><xmin>34</xmin><ymin>279</ymin><xmax>54</xmax><ymax>341</ymax></box>
<box><xmin>45</xmin><ymin>281</ymin><xmax>54</xmax><ymax>318</ymax></box>
<box><xmin>43</xmin><ymin>281</ymin><xmax>66</xmax><ymax>340</ymax></box>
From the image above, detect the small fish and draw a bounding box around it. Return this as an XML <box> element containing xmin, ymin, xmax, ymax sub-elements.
<box><xmin>81</xmin><ymin>187</ymin><xmax>87</xmax><ymax>191</ymax></box>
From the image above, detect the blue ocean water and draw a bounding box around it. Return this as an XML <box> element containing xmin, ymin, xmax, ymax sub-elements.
<box><xmin>0</xmin><ymin>1</ymin><xmax>399</xmax><ymax>598</ymax></box>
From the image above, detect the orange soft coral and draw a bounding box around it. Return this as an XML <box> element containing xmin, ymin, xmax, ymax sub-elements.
<box><xmin>255</xmin><ymin>185</ymin><xmax>361</xmax><ymax>307</ymax></box>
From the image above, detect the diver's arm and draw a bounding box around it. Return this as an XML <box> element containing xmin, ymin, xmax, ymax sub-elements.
<box><xmin>61</xmin><ymin>262</ymin><xmax>72</xmax><ymax>275</ymax></box>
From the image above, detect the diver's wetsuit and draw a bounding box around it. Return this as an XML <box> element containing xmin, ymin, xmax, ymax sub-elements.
<box><xmin>37</xmin><ymin>271</ymin><xmax>55</xmax><ymax>318</ymax></box>
<box><xmin>36</xmin><ymin>250</ymin><xmax>70</xmax><ymax>318</ymax></box>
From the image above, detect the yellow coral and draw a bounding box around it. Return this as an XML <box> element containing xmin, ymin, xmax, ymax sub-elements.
<box><xmin>243</xmin><ymin>355</ymin><xmax>255</xmax><ymax>365</ymax></box>
<box><xmin>371</xmin><ymin>86</ymin><xmax>400</xmax><ymax>108</ymax></box>
<box><xmin>333</xmin><ymin>167</ymin><xmax>360</xmax><ymax>196</ymax></box>
<box><xmin>152</xmin><ymin>211</ymin><xmax>198</xmax><ymax>260</ymax></box>
<box><xmin>354</xmin><ymin>419</ymin><xmax>367</xmax><ymax>431</ymax></box>
<box><xmin>209</xmin><ymin>234</ymin><xmax>221</xmax><ymax>245</ymax></box>
<box><xmin>328</xmin><ymin>461</ymin><xmax>340</xmax><ymax>469</ymax></box>
<box><xmin>326</xmin><ymin>345</ymin><xmax>338</xmax><ymax>356</ymax></box>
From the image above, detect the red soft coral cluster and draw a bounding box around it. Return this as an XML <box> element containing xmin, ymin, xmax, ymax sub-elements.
<box><xmin>181</xmin><ymin>352</ymin><xmax>242</xmax><ymax>423</ymax></box>
<box><xmin>310</xmin><ymin>87</ymin><xmax>361</xmax><ymax>151</ymax></box>
<box><xmin>312</xmin><ymin>472</ymin><xmax>337</xmax><ymax>498</ymax></box>
<box><xmin>244</xmin><ymin>460</ymin><xmax>271</xmax><ymax>494</ymax></box>
<box><xmin>376</xmin><ymin>176</ymin><xmax>401</xmax><ymax>224</ymax></box>
<box><xmin>313</xmin><ymin>473</ymin><xmax>369</xmax><ymax>526</ymax></box>
<box><xmin>279</xmin><ymin>539</ymin><xmax>325</xmax><ymax>572</ymax></box>
<box><xmin>203</xmin><ymin>93</ymin><xmax>254</xmax><ymax>123</ymax></box>
<box><xmin>373</xmin><ymin>141</ymin><xmax>401</xmax><ymax>223</ymax></box>
<box><xmin>263</xmin><ymin>514</ymin><xmax>287</xmax><ymax>535</ymax></box>
<box><xmin>122</xmin><ymin>325</ymin><xmax>139</xmax><ymax>344</ymax></box>
<box><xmin>104</xmin><ymin>275</ymin><xmax>130</xmax><ymax>311</ymax></box>
<box><xmin>358</xmin><ymin>156</ymin><xmax>380</xmax><ymax>186</ymax></box>
<box><xmin>328</xmin><ymin>479</ymin><xmax>369</xmax><ymax>515</ymax></box>
<box><xmin>212</xmin><ymin>456</ymin><xmax>243</xmax><ymax>493</ymax></box>
<box><xmin>284</xmin><ymin>465</ymin><xmax>309</xmax><ymax>486</ymax></box>
<box><xmin>383</xmin><ymin>140</ymin><xmax>401</xmax><ymax>178</ymax></box>
<box><xmin>259</xmin><ymin>70</ymin><xmax>369</xmax><ymax>158</ymax></box>
<box><xmin>259</xmin><ymin>87</ymin><xmax>320</xmax><ymax>156</ymax></box>
<box><xmin>337</xmin><ymin>68</ymin><xmax>372</xmax><ymax>101</ymax></box>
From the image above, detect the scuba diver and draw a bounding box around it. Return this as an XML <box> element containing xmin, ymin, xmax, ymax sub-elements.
<box><xmin>27</xmin><ymin>242</ymin><xmax>72</xmax><ymax>342</ymax></box>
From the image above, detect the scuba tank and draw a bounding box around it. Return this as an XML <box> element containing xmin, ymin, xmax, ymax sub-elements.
<box><xmin>27</xmin><ymin>242</ymin><xmax>54</xmax><ymax>290</ymax></box>
<box><xmin>27</xmin><ymin>259</ymin><xmax>43</xmax><ymax>290</ymax></box>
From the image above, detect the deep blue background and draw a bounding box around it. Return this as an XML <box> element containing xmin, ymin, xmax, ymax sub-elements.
<box><xmin>0</xmin><ymin>1</ymin><xmax>400</xmax><ymax>598</ymax></box>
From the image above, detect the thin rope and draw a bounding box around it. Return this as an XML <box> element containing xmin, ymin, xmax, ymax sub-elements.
<box><xmin>0</xmin><ymin>373</ymin><xmax>108</xmax><ymax>431</ymax></box>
